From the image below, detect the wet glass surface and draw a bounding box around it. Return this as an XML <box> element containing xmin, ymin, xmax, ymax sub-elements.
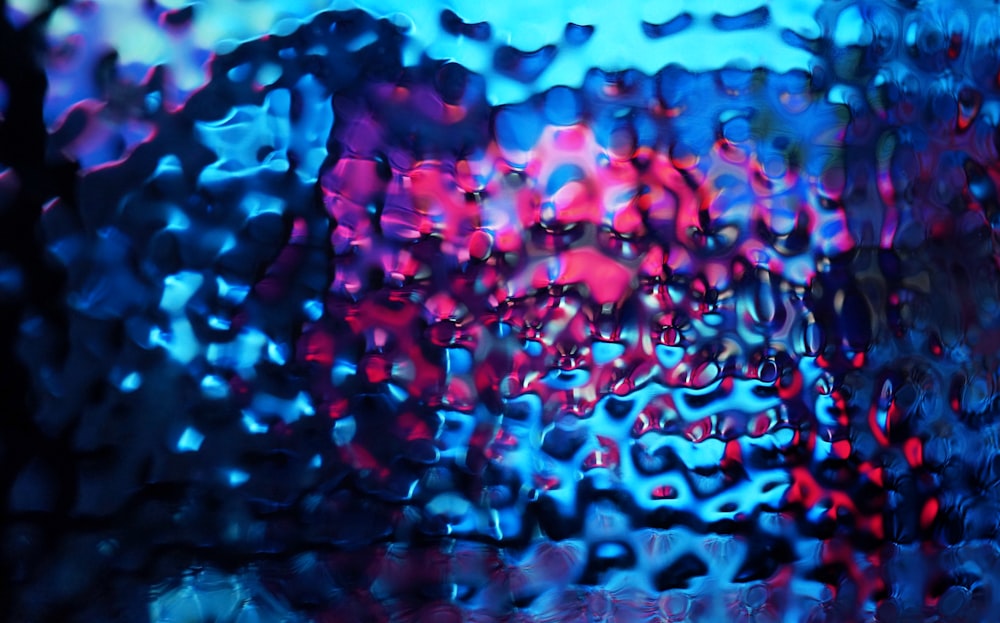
<box><xmin>3</xmin><ymin>1</ymin><xmax>1000</xmax><ymax>621</ymax></box>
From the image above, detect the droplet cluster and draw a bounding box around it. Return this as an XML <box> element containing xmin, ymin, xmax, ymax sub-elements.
<box><xmin>4</xmin><ymin>2</ymin><xmax>1000</xmax><ymax>622</ymax></box>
